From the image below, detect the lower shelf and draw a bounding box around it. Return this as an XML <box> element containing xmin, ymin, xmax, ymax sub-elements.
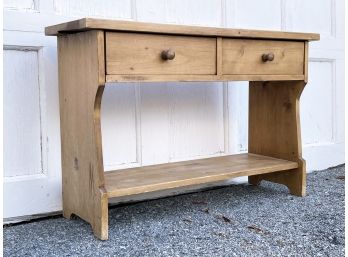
<box><xmin>104</xmin><ymin>153</ymin><xmax>298</xmax><ymax>198</ymax></box>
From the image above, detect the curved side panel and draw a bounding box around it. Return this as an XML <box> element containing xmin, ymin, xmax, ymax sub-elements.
<box><xmin>58</xmin><ymin>31</ymin><xmax>108</xmax><ymax>239</ymax></box>
<box><xmin>94</xmin><ymin>85</ymin><xmax>106</xmax><ymax>188</ymax></box>
<box><xmin>248</xmin><ymin>81</ymin><xmax>307</xmax><ymax>196</ymax></box>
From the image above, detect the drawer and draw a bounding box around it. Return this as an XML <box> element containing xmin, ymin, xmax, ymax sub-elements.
<box><xmin>222</xmin><ymin>39</ymin><xmax>304</xmax><ymax>75</ymax></box>
<box><xmin>106</xmin><ymin>32</ymin><xmax>217</xmax><ymax>75</ymax></box>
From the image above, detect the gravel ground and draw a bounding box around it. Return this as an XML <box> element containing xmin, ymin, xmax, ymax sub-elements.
<box><xmin>4</xmin><ymin>166</ymin><xmax>345</xmax><ymax>257</ymax></box>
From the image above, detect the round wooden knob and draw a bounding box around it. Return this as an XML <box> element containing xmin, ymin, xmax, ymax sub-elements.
<box><xmin>262</xmin><ymin>53</ymin><xmax>274</xmax><ymax>62</ymax></box>
<box><xmin>161</xmin><ymin>49</ymin><xmax>175</xmax><ymax>61</ymax></box>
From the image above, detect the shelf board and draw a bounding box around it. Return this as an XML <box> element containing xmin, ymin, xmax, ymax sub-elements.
<box><xmin>104</xmin><ymin>153</ymin><xmax>298</xmax><ymax>198</ymax></box>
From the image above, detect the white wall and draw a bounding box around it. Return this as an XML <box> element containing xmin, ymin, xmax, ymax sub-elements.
<box><xmin>3</xmin><ymin>0</ymin><xmax>344</xmax><ymax>219</ymax></box>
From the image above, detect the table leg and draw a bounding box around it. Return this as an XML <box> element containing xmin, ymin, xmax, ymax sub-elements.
<box><xmin>58</xmin><ymin>31</ymin><xmax>108</xmax><ymax>239</ymax></box>
<box><xmin>248</xmin><ymin>81</ymin><xmax>306</xmax><ymax>196</ymax></box>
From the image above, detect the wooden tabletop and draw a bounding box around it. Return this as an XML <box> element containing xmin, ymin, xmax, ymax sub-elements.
<box><xmin>45</xmin><ymin>18</ymin><xmax>320</xmax><ymax>41</ymax></box>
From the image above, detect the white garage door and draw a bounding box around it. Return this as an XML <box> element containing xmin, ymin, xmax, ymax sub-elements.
<box><xmin>3</xmin><ymin>0</ymin><xmax>344</xmax><ymax>220</ymax></box>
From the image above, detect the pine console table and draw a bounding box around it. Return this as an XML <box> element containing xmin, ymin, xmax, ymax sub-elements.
<box><xmin>45</xmin><ymin>18</ymin><xmax>319</xmax><ymax>240</ymax></box>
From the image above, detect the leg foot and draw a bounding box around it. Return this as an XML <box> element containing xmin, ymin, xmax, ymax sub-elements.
<box><xmin>248</xmin><ymin>167</ymin><xmax>306</xmax><ymax>197</ymax></box>
<box><xmin>62</xmin><ymin>209</ymin><xmax>72</xmax><ymax>219</ymax></box>
<box><xmin>92</xmin><ymin>220</ymin><xmax>108</xmax><ymax>240</ymax></box>
<box><xmin>92</xmin><ymin>191</ymin><xmax>109</xmax><ymax>240</ymax></box>
<box><xmin>248</xmin><ymin>175</ymin><xmax>262</xmax><ymax>186</ymax></box>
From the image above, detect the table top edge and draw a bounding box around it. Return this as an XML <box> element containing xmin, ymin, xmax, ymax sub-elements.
<box><xmin>45</xmin><ymin>18</ymin><xmax>320</xmax><ymax>41</ymax></box>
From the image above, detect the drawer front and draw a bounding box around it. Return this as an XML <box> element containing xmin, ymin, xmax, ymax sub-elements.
<box><xmin>222</xmin><ymin>39</ymin><xmax>304</xmax><ymax>75</ymax></box>
<box><xmin>106</xmin><ymin>32</ymin><xmax>217</xmax><ymax>75</ymax></box>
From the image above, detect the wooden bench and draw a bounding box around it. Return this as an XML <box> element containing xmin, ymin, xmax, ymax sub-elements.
<box><xmin>45</xmin><ymin>18</ymin><xmax>320</xmax><ymax>240</ymax></box>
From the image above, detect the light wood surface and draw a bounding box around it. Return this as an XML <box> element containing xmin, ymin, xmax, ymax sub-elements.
<box><xmin>45</xmin><ymin>18</ymin><xmax>320</xmax><ymax>41</ymax></box>
<box><xmin>105</xmin><ymin>153</ymin><xmax>298</xmax><ymax>198</ymax></box>
<box><xmin>222</xmin><ymin>39</ymin><xmax>304</xmax><ymax>75</ymax></box>
<box><xmin>50</xmin><ymin>18</ymin><xmax>316</xmax><ymax>240</ymax></box>
<box><xmin>248</xmin><ymin>81</ymin><xmax>306</xmax><ymax>196</ymax></box>
<box><xmin>58</xmin><ymin>30</ymin><xmax>108</xmax><ymax>240</ymax></box>
<box><xmin>106</xmin><ymin>74</ymin><xmax>305</xmax><ymax>83</ymax></box>
<box><xmin>106</xmin><ymin>32</ymin><xmax>216</xmax><ymax>75</ymax></box>
<box><xmin>216</xmin><ymin>37</ymin><xmax>223</xmax><ymax>76</ymax></box>
<box><xmin>304</xmin><ymin>41</ymin><xmax>309</xmax><ymax>82</ymax></box>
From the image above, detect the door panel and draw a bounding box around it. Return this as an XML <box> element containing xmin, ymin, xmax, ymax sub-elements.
<box><xmin>3</xmin><ymin>0</ymin><xmax>344</xmax><ymax>220</ymax></box>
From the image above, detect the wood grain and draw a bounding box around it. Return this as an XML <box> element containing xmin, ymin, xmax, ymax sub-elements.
<box><xmin>106</xmin><ymin>32</ymin><xmax>216</xmax><ymax>75</ymax></box>
<box><xmin>248</xmin><ymin>81</ymin><xmax>306</xmax><ymax>196</ymax></box>
<box><xmin>217</xmin><ymin>37</ymin><xmax>223</xmax><ymax>76</ymax></box>
<box><xmin>106</xmin><ymin>74</ymin><xmax>305</xmax><ymax>83</ymax></box>
<box><xmin>58</xmin><ymin>30</ymin><xmax>108</xmax><ymax>240</ymax></box>
<box><xmin>304</xmin><ymin>41</ymin><xmax>309</xmax><ymax>82</ymax></box>
<box><xmin>51</xmin><ymin>18</ymin><xmax>316</xmax><ymax>240</ymax></box>
<box><xmin>222</xmin><ymin>39</ymin><xmax>304</xmax><ymax>75</ymax></box>
<box><xmin>105</xmin><ymin>153</ymin><xmax>298</xmax><ymax>198</ymax></box>
<box><xmin>45</xmin><ymin>18</ymin><xmax>320</xmax><ymax>41</ymax></box>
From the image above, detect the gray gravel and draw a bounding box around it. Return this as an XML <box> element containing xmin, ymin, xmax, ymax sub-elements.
<box><xmin>4</xmin><ymin>166</ymin><xmax>345</xmax><ymax>257</ymax></box>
